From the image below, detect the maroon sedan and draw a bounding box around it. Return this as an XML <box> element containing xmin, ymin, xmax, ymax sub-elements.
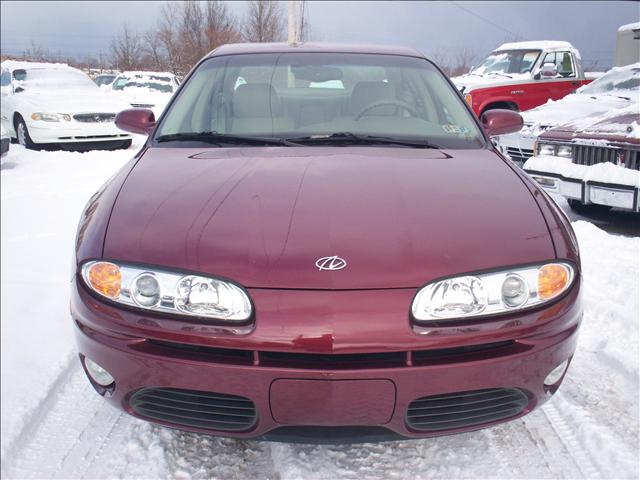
<box><xmin>72</xmin><ymin>43</ymin><xmax>581</xmax><ymax>442</ymax></box>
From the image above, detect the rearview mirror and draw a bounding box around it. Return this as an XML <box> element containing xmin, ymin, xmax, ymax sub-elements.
<box><xmin>480</xmin><ymin>109</ymin><xmax>523</xmax><ymax>137</ymax></box>
<box><xmin>115</xmin><ymin>108</ymin><xmax>156</xmax><ymax>136</ymax></box>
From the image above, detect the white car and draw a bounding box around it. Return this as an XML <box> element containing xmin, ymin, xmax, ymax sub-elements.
<box><xmin>0</xmin><ymin>61</ymin><xmax>133</xmax><ymax>151</ymax></box>
<box><xmin>496</xmin><ymin>63</ymin><xmax>640</xmax><ymax>165</ymax></box>
<box><xmin>109</xmin><ymin>71</ymin><xmax>179</xmax><ymax>119</ymax></box>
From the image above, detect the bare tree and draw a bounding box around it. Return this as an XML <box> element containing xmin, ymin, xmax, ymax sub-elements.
<box><xmin>298</xmin><ymin>0</ymin><xmax>312</xmax><ymax>42</ymax></box>
<box><xmin>450</xmin><ymin>48</ymin><xmax>477</xmax><ymax>77</ymax></box>
<box><xmin>243</xmin><ymin>1</ymin><xmax>285</xmax><ymax>43</ymax></box>
<box><xmin>110</xmin><ymin>24</ymin><xmax>143</xmax><ymax>71</ymax></box>
<box><xmin>204</xmin><ymin>0</ymin><xmax>242</xmax><ymax>49</ymax></box>
<box><xmin>22</xmin><ymin>41</ymin><xmax>49</xmax><ymax>62</ymax></box>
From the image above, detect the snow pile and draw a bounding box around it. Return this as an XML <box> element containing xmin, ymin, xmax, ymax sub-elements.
<box><xmin>525</xmin><ymin>155</ymin><xmax>640</xmax><ymax>187</ymax></box>
<box><xmin>0</xmin><ymin>139</ymin><xmax>143</xmax><ymax>459</ymax></box>
<box><xmin>1</xmin><ymin>142</ymin><xmax>639</xmax><ymax>478</ymax></box>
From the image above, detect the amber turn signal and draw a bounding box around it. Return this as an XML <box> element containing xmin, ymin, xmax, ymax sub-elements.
<box><xmin>88</xmin><ymin>262</ymin><xmax>122</xmax><ymax>299</ymax></box>
<box><xmin>538</xmin><ymin>264</ymin><xmax>569</xmax><ymax>300</ymax></box>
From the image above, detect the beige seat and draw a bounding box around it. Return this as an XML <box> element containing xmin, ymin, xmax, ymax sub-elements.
<box><xmin>231</xmin><ymin>83</ymin><xmax>293</xmax><ymax>135</ymax></box>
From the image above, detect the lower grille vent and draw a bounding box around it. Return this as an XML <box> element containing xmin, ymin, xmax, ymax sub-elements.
<box><xmin>130</xmin><ymin>387</ymin><xmax>257</xmax><ymax>432</ymax></box>
<box><xmin>406</xmin><ymin>387</ymin><xmax>528</xmax><ymax>432</ymax></box>
<box><xmin>505</xmin><ymin>146</ymin><xmax>534</xmax><ymax>164</ymax></box>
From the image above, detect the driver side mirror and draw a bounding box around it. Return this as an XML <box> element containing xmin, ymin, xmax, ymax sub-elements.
<box><xmin>115</xmin><ymin>108</ymin><xmax>156</xmax><ymax>136</ymax></box>
<box><xmin>539</xmin><ymin>63</ymin><xmax>558</xmax><ymax>79</ymax></box>
<box><xmin>480</xmin><ymin>109</ymin><xmax>523</xmax><ymax>137</ymax></box>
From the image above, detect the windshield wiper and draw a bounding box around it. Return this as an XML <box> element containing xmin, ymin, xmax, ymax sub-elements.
<box><xmin>155</xmin><ymin>132</ymin><xmax>304</xmax><ymax>147</ymax></box>
<box><xmin>286</xmin><ymin>132</ymin><xmax>443</xmax><ymax>149</ymax></box>
<box><xmin>486</xmin><ymin>72</ymin><xmax>513</xmax><ymax>79</ymax></box>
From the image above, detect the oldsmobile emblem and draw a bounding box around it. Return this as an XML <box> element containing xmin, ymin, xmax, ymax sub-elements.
<box><xmin>315</xmin><ymin>255</ymin><xmax>347</xmax><ymax>271</ymax></box>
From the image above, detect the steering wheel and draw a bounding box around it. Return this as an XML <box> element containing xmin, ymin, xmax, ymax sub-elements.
<box><xmin>354</xmin><ymin>100</ymin><xmax>419</xmax><ymax>121</ymax></box>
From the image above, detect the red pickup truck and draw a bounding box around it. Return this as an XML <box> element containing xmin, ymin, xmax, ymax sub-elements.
<box><xmin>452</xmin><ymin>41</ymin><xmax>598</xmax><ymax>116</ymax></box>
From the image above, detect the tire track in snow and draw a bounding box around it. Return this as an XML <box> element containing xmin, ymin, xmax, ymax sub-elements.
<box><xmin>541</xmin><ymin>400</ymin><xmax>601</xmax><ymax>479</ymax></box>
<box><xmin>0</xmin><ymin>351</ymin><xmax>77</xmax><ymax>476</ymax></box>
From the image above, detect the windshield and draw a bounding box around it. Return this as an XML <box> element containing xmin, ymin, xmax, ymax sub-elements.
<box><xmin>579</xmin><ymin>65</ymin><xmax>640</xmax><ymax>95</ymax></box>
<box><xmin>15</xmin><ymin>68</ymin><xmax>97</xmax><ymax>92</ymax></box>
<box><xmin>156</xmin><ymin>53</ymin><xmax>484</xmax><ymax>149</ymax></box>
<box><xmin>472</xmin><ymin>50</ymin><xmax>541</xmax><ymax>76</ymax></box>
<box><xmin>112</xmin><ymin>74</ymin><xmax>174</xmax><ymax>93</ymax></box>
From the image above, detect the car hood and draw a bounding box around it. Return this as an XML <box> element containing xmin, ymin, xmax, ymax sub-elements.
<box><xmin>499</xmin><ymin>93</ymin><xmax>636</xmax><ymax>146</ymax></box>
<box><xmin>18</xmin><ymin>89</ymin><xmax>131</xmax><ymax>114</ymax></box>
<box><xmin>110</xmin><ymin>88</ymin><xmax>171</xmax><ymax>106</ymax></box>
<box><xmin>104</xmin><ymin>147</ymin><xmax>555</xmax><ymax>289</ymax></box>
<box><xmin>522</xmin><ymin>93</ymin><xmax>634</xmax><ymax>128</ymax></box>
<box><xmin>540</xmin><ymin>105</ymin><xmax>640</xmax><ymax>144</ymax></box>
<box><xmin>451</xmin><ymin>72</ymin><xmax>531</xmax><ymax>92</ymax></box>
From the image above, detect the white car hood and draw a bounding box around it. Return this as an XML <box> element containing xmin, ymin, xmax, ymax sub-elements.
<box><xmin>19</xmin><ymin>89</ymin><xmax>131</xmax><ymax>114</ymax></box>
<box><xmin>451</xmin><ymin>72</ymin><xmax>532</xmax><ymax>92</ymax></box>
<box><xmin>522</xmin><ymin>93</ymin><xmax>633</xmax><ymax>128</ymax></box>
<box><xmin>110</xmin><ymin>88</ymin><xmax>171</xmax><ymax>107</ymax></box>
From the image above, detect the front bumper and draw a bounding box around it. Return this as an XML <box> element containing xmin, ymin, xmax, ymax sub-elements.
<box><xmin>72</xmin><ymin>276</ymin><xmax>582</xmax><ymax>441</ymax></box>
<box><xmin>27</xmin><ymin>120</ymin><xmax>131</xmax><ymax>144</ymax></box>
<box><xmin>526</xmin><ymin>169</ymin><xmax>640</xmax><ymax>212</ymax></box>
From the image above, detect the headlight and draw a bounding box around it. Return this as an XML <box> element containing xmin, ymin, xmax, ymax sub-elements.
<box><xmin>31</xmin><ymin>112</ymin><xmax>71</xmax><ymax>122</ymax></box>
<box><xmin>536</xmin><ymin>142</ymin><xmax>556</xmax><ymax>156</ymax></box>
<box><xmin>81</xmin><ymin>261</ymin><xmax>252</xmax><ymax>321</ymax></box>
<box><xmin>412</xmin><ymin>262</ymin><xmax>575</xmax><ymax>322</ymax></box>
<box><xmin>535</xmin><ymin>142</ymin><xmax>571</xmax><ymax>158</ymax></box>
<box><xmin>556</xmin><ymin>145</ymin><xmax>573</xmax><ymax>158</ymax></box>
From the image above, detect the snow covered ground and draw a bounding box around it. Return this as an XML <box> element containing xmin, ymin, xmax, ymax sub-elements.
<box><xmin>1</xmin><ymin>143</ymin><xmax>638</xmax><ymax>479</ymax></box>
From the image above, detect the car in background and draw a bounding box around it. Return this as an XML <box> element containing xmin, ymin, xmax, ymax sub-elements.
<box><xmin>109</xmin><ymin>71</ymin><xmax>179</xmax><ymax>119</ymax></box>
<box><xmin>1</xmin><ymin>125</ymin><xmax>9</xmax><ymax>158</ymax></box>
<box><xmin>524</xmin><ymin>104</ymin><xmax>639</xmax><ymax>212</ymax></box>
<box><xmin>452</xmin><ymin>41</ymin><xmax>597</xmax><ymax>117</ymax></box>
<box><xmin>73</xmin><ymin>42</ymin><xmax>582</xmax><ymax>442</ymax></box>
<box><xmin>497</xmin><ymin>63</ymin><xmax>640</xmax><ymax>166</ymax></box>
<box><xmin>0</xmin><ymin>61</ymin><xmax>133</xmax><ymax>151</ymax></box>
<box><xmin>94</xmin><ymin>74</ymin><xmax>117</xmax><ymax>87</ymax></box>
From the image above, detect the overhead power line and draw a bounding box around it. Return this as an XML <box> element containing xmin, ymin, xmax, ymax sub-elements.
<box><xmin>450</xmin><ymin>1</ymin><xmax>520</xmax><ymax>38</ymax></box>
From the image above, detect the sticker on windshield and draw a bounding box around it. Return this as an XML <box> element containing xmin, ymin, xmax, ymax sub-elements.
<box><xmin>442</xmin><ymin>125</ymin><xmax>470</xmax><ymax>134</ymax></box>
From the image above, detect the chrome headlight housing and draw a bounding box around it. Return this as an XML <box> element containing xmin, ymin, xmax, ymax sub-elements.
<box><xmin>81</xmin><ymin>261</ymin><xmax>252</xmax><ymax>322</ymax></box>
<box><xmin>412</xmin><ymin>262</ymin><xmax>575</xmax><ymax>322</ymax></box>
<box><xmin>31</xmin><ymin>112</ymin><xmax>71</xmax><ymax>122</ymax></box>
<box><xmin>535</xmin><ymin>141</ymin><xmax>572</xmax><ymax>158</ymax></box>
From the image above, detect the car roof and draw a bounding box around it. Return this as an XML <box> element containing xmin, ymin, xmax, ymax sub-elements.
<box><xmin>206</xmin><ymin>42</ymin><xmax>425</xmax><ymax>59</ymax></box>
<box><xmin>495</xmin><ymin>41</ymin><xmax>575</xmax><ymax>52</ymax></box>
<box><xmin>1</xmin><ymin>60</ymin><xmax>73</xmax><ymax>72</ymax></box>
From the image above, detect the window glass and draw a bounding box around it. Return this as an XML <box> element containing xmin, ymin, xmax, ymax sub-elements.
<box><xmin>472</xmin><ymin>50</ymin><xmax>542</xmax><ymax>76</ymax></box>
<box><xmin>156</xmin><ymin>53</ymin><xmax>485</xmax><ymax>149</ymax></box>
<box><xmin>0</xmin><ymin>71</ymin><xmax>11</xmax><ymax>87</ymax></box>
<box><xmin>541</xmin><ymin>52</ymin><xmax>575</xmax><ymax>77</ymax></box>
<box><xmin>580</xmin><ymin>66</ymin><xmax>640</xmax><ymax>94</ymax></box>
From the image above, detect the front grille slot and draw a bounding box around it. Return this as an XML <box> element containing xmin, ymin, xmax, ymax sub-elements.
<box><xmin>406</xmin><ymin>387</ymin><xmax>529</xmax><ymax>432</ymax></box>
<box><xmin>412</xmin><ymin>340</ymin><xmax>525</xmax><ymax>366</ymax></box>
<box><xmin>573</xmin><ymin>145</ymin><xmax>639</xmax><ymax>170</ymax></box>
<box><xmin>131</xmin><ymin>103</ymin><xmax>155</xmax><ymax>108</ymax></box>
<box><xmin>144</xmin><ymin>339</ymin><xmax>253</xmax><ymax>365</ymax></box>
<box><xmin>259</xmin><ymin>351</ymin><xmax>406</xmax><ymax>369</ymax></box>
<box><xmin>141</xmin><ymin>339</ymin><xmax>524</xmax><ymax>369</ymax></box>
<box><xmin>73</xmin><ymin>113</ymin><xmax>116</xmax><ymax>123</ymax></box>
<box><xmin>130</xmin><ymin>387</ymin><xmax>257</xmax><ymax>432</ymax></box>
<box><xmin>505</xmin><ymin>146</ymin><xmax>534</xmax><ymax>163</ymax></box>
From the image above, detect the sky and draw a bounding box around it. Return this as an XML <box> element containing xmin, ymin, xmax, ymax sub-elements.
<box><xmin>1</xmin><ymin>1</ymin><xmax>638</xmax><ymax>69</ymax></box>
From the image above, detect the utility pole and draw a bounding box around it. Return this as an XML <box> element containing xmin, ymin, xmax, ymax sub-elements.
<box><xmin>288</xmin><ymin>0</ymin><xmax>304</xmax><ymax>44</ymax></box>
<box><xmin>288</xmin><ymin>0</ymin><xmax>296</xmax><ymax>44</ymax></box>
